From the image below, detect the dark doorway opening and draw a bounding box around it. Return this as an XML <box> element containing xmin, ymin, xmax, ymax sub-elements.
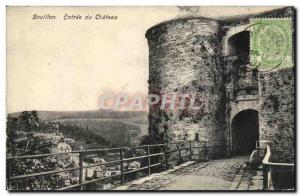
<box><xmin>228</xmin><ymin>31</ymin><xmax>250</xmax><ymax>63</ymax></box>
<box><xmin>195</xmin><ymin>133</ymin><xmax>199</xmax><ymax>142</ymax></box>
<box><xmin>228</xmin><ymin>31</ymin><xmax>258</xmax><ymax>97</ymax></box>
<box><xmin>231</xmin><ymin>109</ymin><xmax>259</xmax><ymax>155</ymax></box>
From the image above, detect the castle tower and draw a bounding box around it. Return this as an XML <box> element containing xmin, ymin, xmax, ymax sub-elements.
<box><xmin>146</xmin><ymin>18</ymin><xmax>227</xmax><ymax>157</ymax></box>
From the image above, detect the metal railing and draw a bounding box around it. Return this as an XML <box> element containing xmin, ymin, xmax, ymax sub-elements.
<box><xmin>7</xmin><ymin>141</ymin><xmax>221</xmax><ymax>191</ymax></box>
<box><xmin>260</xmin><ymin>142</ymin><xmax>295</xmax><ymax>190</ymax></box>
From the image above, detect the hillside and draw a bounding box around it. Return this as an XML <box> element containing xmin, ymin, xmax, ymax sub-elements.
<box><xmin>9</xmin><ymin>110</ymin><xmax>148</xmax><ymax>121</ymax></box>
<box><xmin>54</xmin><ymin>119</ymin><xmax>142</xmax><ymax>146</ymax></box>
<box><xmin>8</xmin><ymin>110</ymin><xmax>149</xmax><ymax>146</ymax></box>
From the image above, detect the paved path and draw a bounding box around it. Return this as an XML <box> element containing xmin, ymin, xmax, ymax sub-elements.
<box><xmin>114</xmin><ymin>156</ymin><xmax>263</xmax><ymax>191</ymax></box>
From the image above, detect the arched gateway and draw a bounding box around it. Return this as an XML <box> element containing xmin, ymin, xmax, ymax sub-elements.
<box><xmin>231</xmin><ymin>109</ymin><xmax>259</xmax><ymax>155</ymax></box>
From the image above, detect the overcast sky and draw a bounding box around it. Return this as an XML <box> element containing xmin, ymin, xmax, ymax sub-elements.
<box><xmin>6</xmin><ymin>6</ymin><xmax>279</xmax><ymax>113</ymax></box>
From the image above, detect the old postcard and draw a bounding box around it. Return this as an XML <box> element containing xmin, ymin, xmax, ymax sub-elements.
<box><xmin>6</xmin><ymin>6</ymin><xmax>295</xmax><ymax>191</ymax></box>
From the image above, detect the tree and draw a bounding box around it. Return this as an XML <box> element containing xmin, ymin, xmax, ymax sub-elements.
<box><xmin>19</xmin><ymin>111</ymin><xmax>40</xmax><ymax>151</ymax></box>
<box><xmin>6</xmin><ymin>117</ymin><xmax>18</xmax><ymax>156</ymax></box>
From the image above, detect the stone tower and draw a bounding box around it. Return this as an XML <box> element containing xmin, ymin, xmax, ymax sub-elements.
<box><xmin>146</xmin><ymin>18</ymin><xmax>227</xmax><ymax>157</ymax></box>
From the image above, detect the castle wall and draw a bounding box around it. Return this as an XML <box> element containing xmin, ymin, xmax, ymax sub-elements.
<box><xmin>146</xmin><ymin>7</ymin><xmax>295</xmax><ymax>161</ymax></box>
<box><xmin>258</xmin><ymin>68</ymin><xmax>295</xmax><ymax>163</ymax></box>
<box><xmin>146</xmin><ymin>18</ymin><xmax>227</xmax><ymax>157</ymax></box>
<box><xmin>222</xmin><ymin>23</ymin><xmax>260</xmax><ymax>155</ymax></box>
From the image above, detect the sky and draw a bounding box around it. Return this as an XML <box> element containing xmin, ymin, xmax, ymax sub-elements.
<box><xmin>6</xmin><ymin>6</ymin><xmax>280</xmax><ymax>113</ymax></box>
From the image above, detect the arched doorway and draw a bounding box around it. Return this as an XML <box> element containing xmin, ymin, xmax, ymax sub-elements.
<box><xmin>231</xmin><ymin>109</ymin><xmax>259</xmax><ymax>155</ymax></box>
<box><xmin>228</xmin><ymin>31</ymin><xmax>250</xmax><ymax>62</ymax></box>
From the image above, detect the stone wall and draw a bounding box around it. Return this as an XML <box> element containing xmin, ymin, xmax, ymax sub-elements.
<box><xmin>258</xmin><ymin>67</ymin><xmax>295</xmax><ymax>163</ymax></box>
<box><xmin>146</xmin><ymin>7</ymin><xmax>295</xmax><ymax>161</ymax></box>
<box><xmin>146</xmin><ymin>18</ymin><xmax>227</xmax><ymax>157</ymax></box>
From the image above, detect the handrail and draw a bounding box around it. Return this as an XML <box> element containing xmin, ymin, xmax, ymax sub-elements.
<box><xmin>264</xmin><ymin>162</ymin><xmax>294</xmax><ymax>167</ymax></box>
<box><xmin>262</xmin><ymin>143</ymin><xmax>295</xmax><ymax>190</ymax></box>
<box><xmin>262</xmin><ymin>145</ymin><xmax>294</xmax><ymax>167</ymax></box>
<box><xmin>6</xmin><ymin>144</ymin><xmax>167</xmax><ymax>160</ymax></box>
<box><xmin>9</xmin><ymin>167</ymin><xmax>81</xmax><ymax>180</ymax></box>
<box><xmin>7</xmin><ymin>141</ymin><xmax>224</xmax><ymax>191</ymax></box>
<box><xmin>262</xmin><ymin>145</ymin><xmax>271</xmax><ymax>164</ymax></box>
<box><xmin>6</xmin><ymin>140</ymin><xmax>231</xmax><ymax>160</ymax></box>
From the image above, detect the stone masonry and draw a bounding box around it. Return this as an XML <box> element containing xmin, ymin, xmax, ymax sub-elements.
<box><xmin>258</xmin><ymin>68</ymin><xmax>295</xmax><ymax>163</ymax></box>
<box><xmin>146</xmin><ymin>18</ymin><xmax>226</xmax><ymax>158</ymax></box>
<box><xmin>146</xmin><ymin>7</ymin><xmax>295</xmax><ymax>162</ymax></box>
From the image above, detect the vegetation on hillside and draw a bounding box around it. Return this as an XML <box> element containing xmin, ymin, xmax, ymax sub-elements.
<box><xmin>53</xmin><ymin>119</ymin><xmax>141</xmax><ymax>147</ymax></box>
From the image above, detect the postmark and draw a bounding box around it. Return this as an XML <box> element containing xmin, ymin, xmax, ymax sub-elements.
<box><xmin>250</xmin><ymin>18</ymin><xmax>293</xmax><ymax>71</ymax></box>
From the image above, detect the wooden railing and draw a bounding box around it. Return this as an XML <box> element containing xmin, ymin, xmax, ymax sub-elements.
<box><xmin>7</xmin><ymin>141</ymin><xmax>225</xmax><ymax>191</ymax></box>
<box><xmin>260</xmin><ymin>142</ymin><xmax>295</xmax><ymax>190</ymax></box>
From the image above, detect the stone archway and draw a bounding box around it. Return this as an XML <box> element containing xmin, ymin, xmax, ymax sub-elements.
<box><xmin>222</xmin><ymin>24</ymin><xmax>249</xmax><ymax>56</ymax></box>
<box><xmin>231</xmin><ymin>109</ymin><xmax>259</xmax><ymax>155</ymax></box>
<box><xmin>227</xmin><ymin>31</ymin><xmax>250</xmax><ymax>62</ymax></box>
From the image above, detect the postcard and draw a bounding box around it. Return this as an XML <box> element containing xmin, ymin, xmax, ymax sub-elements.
<box><xmin>6</xmin><ymin>6</ymin><xmax>295</xmax><ymax>191</ymax></box>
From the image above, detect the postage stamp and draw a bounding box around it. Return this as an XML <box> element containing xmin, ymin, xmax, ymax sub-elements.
<box><xmin>250</xmin><ymin>18</ymin><xmax>293</xmax><ymax>71</ymax></box>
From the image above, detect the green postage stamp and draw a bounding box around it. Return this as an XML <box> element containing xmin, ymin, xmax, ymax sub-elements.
<box><xmin>250</xmin><ymin>18</ymin><xmax>293</xmax><ymax>71</ymax></box>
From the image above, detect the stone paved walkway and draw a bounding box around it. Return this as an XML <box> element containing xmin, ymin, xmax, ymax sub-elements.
<box><xmin>114</xmin><ymin>156</ymin><xmax>263</xmax><ymax>191</ymax></box>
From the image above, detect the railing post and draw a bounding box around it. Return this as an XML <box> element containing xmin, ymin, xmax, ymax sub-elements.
<box><xmin>204</xmin><ymin>141</ymin><xmax>208</xmax><ymax>160</ymax></box>
<box><xmin>189</xmin><ymin>141</ymin><xmax>192</xmax><ymax>160</ymax></box>
<box><xmin>178</xmin><ymin>144</ymin><xmax>182</xmax><ymax>161</ymax></box>
<box><xmin>79</xmin><ymin>152</ymin><xmax>84</xmax><ymax>190</ymax></box>
<box><xmin>120</xmin><ymin>148</ymin><xmax>124</xmax><ymax>184</ymax></box>
<box><xmin>25</xmin><ymin>178</ymin><xmax>29</xmax><ymax>190</ymax></box>
<box><xmin>256</xmin><ymin>141</ymin><xmax>261</xmax><ymax>159</ymax></box>
<box><xmin>263</xmin><ymin>164</ymin><xmax>268</xmax><ymax>190</ymax></box>
<box><xmin>147</xmin><ymin>146</ymin><xmax>151</xmax><ymax>175</ymax></box>
<box><xmin>163</xmin><ymin>144</ymin><xmax>169</xmax><ymax>169</ymax></box>
<box><xmin>6</xmin><ymin>158</ymin><xmax>11</xmax><ymax>190</ymax></box>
